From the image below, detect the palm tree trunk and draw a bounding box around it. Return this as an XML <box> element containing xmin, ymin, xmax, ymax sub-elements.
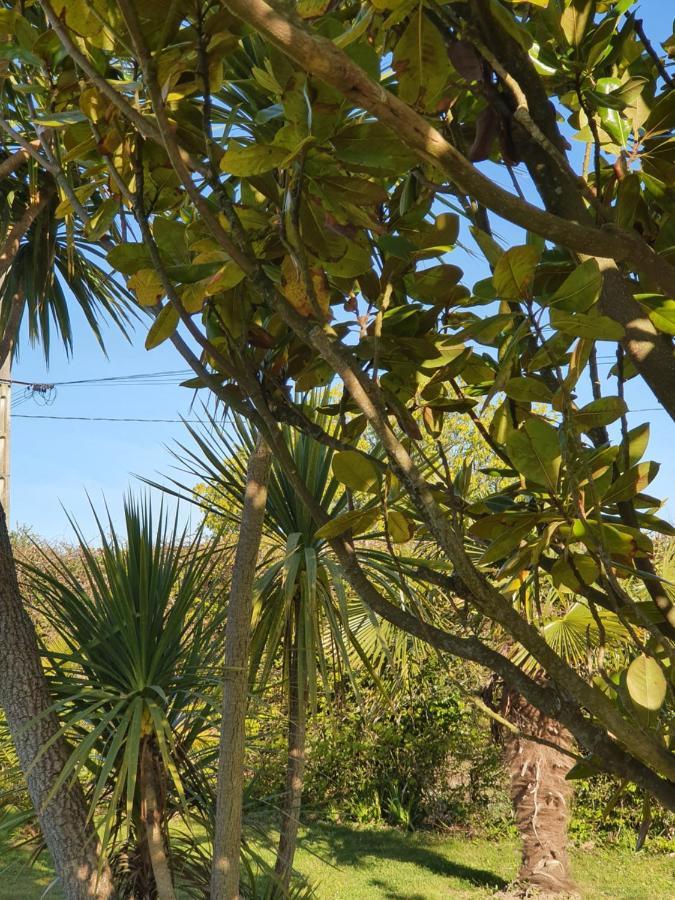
<box><xmin>140</xmin><ymin>736</ymin><xmax>176</xmax><ymax>900</ymax></box>
<box><xmin>211</xmin><ymin>436</ymin><xmax>271</xmax><ymax>900</ymax></box>
<box><xmin>503</xmin><ymin>688</ymin><xmax>577</xmax><ymax>896</ymax></box>
<box><xmin>0</xmin><ymin>505</ymin><xmax>114</xmax><ymax>898</ymax></box>
<box><xmin>274</xmin><ymin>594</ymin><xmax>307</xmax><ymax>892</ymax></box>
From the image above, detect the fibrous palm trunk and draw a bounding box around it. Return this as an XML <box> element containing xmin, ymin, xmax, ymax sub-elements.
<box><xmin>503</xmin><ymin>688</ymin><xmax>578</xmax><ymax>896</ymax></box>
<box><xmin>0</xmin><ymin>506</ymin><xmax>114</xmax><ymax>898</ymax></box>
<box><xmin>274</xmin><ymin>594</ymin><xmax>307</xmax><ymax>892</ymax></box>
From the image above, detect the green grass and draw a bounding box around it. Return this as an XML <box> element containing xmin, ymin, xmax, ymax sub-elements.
<box><xmin>1</xmin><ymin>822</ymin><xmax>672</xmax><ymax>899</ymax></box>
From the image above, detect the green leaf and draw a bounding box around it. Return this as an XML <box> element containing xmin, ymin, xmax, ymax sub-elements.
<box><xmin>493</xmin><ymin>245</ymin><xmax>540</xmax><ymax>300</ymax></box>
<box><xmin>550</xmin><ymin>309</ymin><xmax>625</xmax><ymax>340</ymax></box>
<box><xmin>624</xmin><ymin>423</ymin><xmax>649</xmax><ymax>468</ymax></box>
<box><xmin>573</xmin><ymin>396</ymin><xmax>627</xmax><ymax>430</ymax></box>
<box><xmin>314</xmin><ymin>506</ymin><xmax>380</xmax><ymax>540</ymax></box>
<box><xmin>561</xmin><ymin>0</ymin><xmax>596</xmax><ymax>47</ymax></box>
<box><xmin>332</xmin><ymin>122</ymin><xmax>417</xmax><ymax>173</ymax></box>
<box><xmin>603</xmin><ymin>462</ymin><xmax>660</xmax><ymax>505</ymax></box>
<box><xmin>393</xmin><ymin>7</ymin><xmax>448</xmax><ymax>110</ymax></box>
<box><xmin>626</xmin><ymin>654</ymin><xmax>667</xmax><ymax>712</ymax></box>
<box><xmin>551</xmin><ymin>555</ymin><xmax>600</xmax><ymax>591</ymax></box>
<box><xmin>107</xmin><ymin>242</ymin><xmax>153</xmax><ymax>275</ymax></box>
<box><xmin>404</xmin><ymin>264</ymin><xmax>463</xmax><ymax>302</ymax></box>
<box><xmin>220</xmin><ymin>141</ymin><xmax>288</xmax><ymax>175</ymax></box>
<box><xmin>332</xmin><ymin>451</ymin><xmax>382</xmax><ymax>494</ymax></box>
<box><xmin>649</xmin><ymin>300</ymin><xmax>675</xmax><ymax>335</ymax></box>
<box><xmin>504</xmin><ymin>376</ymin><xmax>553</xmax><ymax>403</ymax></box>
<box><xmin>548</xmin><ymin>259</ymin><xmax>602</xmax><ymax>312</ymax></box>
<box><xmin>145</xmin><ymin>304</ymin><xmax>179</xmax><ymax>349</ymax></box>
<box><xmin>506</xmin><ymin>418</ymin><xmax>561</xmax><ymax>490</ymax></box>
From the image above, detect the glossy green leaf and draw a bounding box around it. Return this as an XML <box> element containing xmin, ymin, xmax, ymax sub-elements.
<box><xmin>626</xmin><ymin>654</ymin><xmax>667</xmax><ymax>712</ymax></box>
<box><xmin>332</xmin><ymin>450</ymin><xmax>382</xmax><ymax>494</ymax></box>
<box><xmin>506</xmin><ymin>418</ymin><xmax>561</xmax><ymax>490</ymax></box>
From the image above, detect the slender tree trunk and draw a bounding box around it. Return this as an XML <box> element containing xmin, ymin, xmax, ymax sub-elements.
<box><xmin>211</xmin><ymin>436</ymin><xmax>272</xmax><ymax>900</ymax></box>
<box><xmin>0</xmin><ymin>505</ymin><xmax>114</xmax><ymax>898</ymax></box>
<box><xmin>503</xmin><ymin>688</ymin><xmax>578</xmax><ymax>897</ymax></box>
<box><xmin>140</xmin><ymin>736</ymin><xmax>176</xmax><ymax>900</ymax></box>
<box><xmin>274</xmin><ymin>593</ymin><xmax>307</xmax><ymax>893</ymax></box>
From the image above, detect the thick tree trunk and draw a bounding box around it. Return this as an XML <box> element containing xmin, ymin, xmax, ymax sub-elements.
<box><xmin>503</xmin><ymin>689</ymin><xmax>578</xmax><ymax>896</ymax></box>
<box><xmin>0</xmin><ymin>505</ymin><xmax>114</xmax><ymax>898</ymax></box>
<box><xmin>210</xmin><ymin>436</ymin><xmax>272</xmax><ymax>900</ymax></box>
<box><xmin>274</xmin><ymin>594</ymin><xmax>307</xmax><ymax>893</ymax></box>
<box><xmin>140</xmin><ymin>736</ymin><xmax>176</xmax><ymax>900</ymax></box>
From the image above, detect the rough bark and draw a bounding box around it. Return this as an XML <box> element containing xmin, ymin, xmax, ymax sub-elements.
<box><xmin>274</xmin><ymin>592</ymin><xmax>307</xmax><ymax>893</ymax></box>
<box><xmin>0</xmin><ymin>505</ymin><xmax>114</xmax><ymax>898</ymax></box>
<box><xmin>210</xmin><ymin>436</ymin><xmax>272</xmax><ymax>900</ymax></box>
<box><xmin>503</xmin><ymin>689</ymin><xmax>578</xmax><ymax>897</ymax></box>
<box><xmin>140</xmin><ymin>736</ymin><xmax>176</xmax><ymax>900</ymax></box>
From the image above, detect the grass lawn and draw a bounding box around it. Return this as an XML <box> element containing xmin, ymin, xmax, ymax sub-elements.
<box><xmin>0</xmin><ymin>822</ymin><xmax>672</xmax><ymax>899</ymax></box>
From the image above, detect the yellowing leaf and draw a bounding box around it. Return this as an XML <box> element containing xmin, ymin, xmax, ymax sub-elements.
<box><xmin>332</xmin><ymin>450</ymin><xmax>382</xmax><ymax>494</ymax></box>
<box><xmin>387</xmin><ymin>509</ymin><xmax>414</xmax><ymax>543</ymax></box>
<box><xmin>493</xmin><ymin>245</ymin><xmax>540</xmax><ymax>300</ymax></box>
<box><xmin>314</xmin><ymin>506</ymin><xmax>380</xmax><ymax>540</ymax></box>
<box><xmin>180</xmin><ymin>282</ymin><xmax>207</xmax><ymax>314</ymax></box>
<box><xmin>626</xmin><ymin>654</ymin><xmax>667</xmax><ymax>712</ymax></box>
<box><xmin>128</xmin><ymin>269</ymin><xmax>164</xmax><ymax>307</ymax></box>
<box><xmin>205</xmin><ymin>261</ymin><xmax>246</xmax><ymax>296</ymax></box>
<box><xmin>280</xmin><ymin>256</ymin><xmax>331</xmax><ymax>318</ymax></box>
<box><xmin>145</xmin><ymin>304</ymin><xmax>179</xmax><ymax>350</ymax></box>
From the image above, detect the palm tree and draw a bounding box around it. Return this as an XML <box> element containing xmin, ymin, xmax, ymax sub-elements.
<box><xmin>23</xmin><ymin>497</ymin><xmax>225</xmax><ymax>899</ymax></box>
<box><xmin>0</xmin><ymin>128</ymin><xmax>134</xmax><ymax>895</ymax></box>
<box><xmin>157</xmin><ymin>400</ymin><xmax>396</xmax><ymax>892</ymax></box>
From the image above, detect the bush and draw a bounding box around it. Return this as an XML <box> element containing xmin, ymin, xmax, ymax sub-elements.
<box><xmin>300</xmin><ymin>658</ymin><xmax>510</xmax><ymax>832</ymax></box>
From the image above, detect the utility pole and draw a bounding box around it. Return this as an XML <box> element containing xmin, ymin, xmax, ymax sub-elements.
<box><xmin>0</xmin><ymin>355</ymin><xmax>10</xmax><ymax>521</ymax></box>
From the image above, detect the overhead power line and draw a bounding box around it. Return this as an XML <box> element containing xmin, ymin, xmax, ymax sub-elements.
<box><xmin>14</xmin><ymin>414</ymin><xmax>201</xmax><ymax>424</ymax></box>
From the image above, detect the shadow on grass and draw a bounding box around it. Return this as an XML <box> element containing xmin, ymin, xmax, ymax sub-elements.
<box><xmin>299</xmin><ymin>821</ymin><xmax>509</xmax><ymax>892</ymax></box>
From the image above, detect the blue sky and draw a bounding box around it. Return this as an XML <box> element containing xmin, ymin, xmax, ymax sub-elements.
<box><xmin>9</xmin><ymin>2</ymin><xmax>674</xmax><ymax>541</ymax></box>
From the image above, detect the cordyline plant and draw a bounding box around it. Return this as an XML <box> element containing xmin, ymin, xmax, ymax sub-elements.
<box><xmin>1</xmin><ymin>0</ymin><xmax>675</xmax><ymax>893</ymax></box>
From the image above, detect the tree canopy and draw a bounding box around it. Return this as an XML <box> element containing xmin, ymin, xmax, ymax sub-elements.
<box><xmin>1</xmin><ymin>0</ymin><xmax>674</xmax><ymax>816</ymax></box>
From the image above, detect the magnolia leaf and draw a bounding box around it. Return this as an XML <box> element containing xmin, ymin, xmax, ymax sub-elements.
<box><xmin>145</xmin><ymin>304</ymin><xmax>179</xmax><ymax>350</ymax></box>
<box><xmin>107</xmin><ymin>243</ymin><xmax>153</xmax><ymax>275</ymax></box>
<box><xmin>219</xmin><ymin>141</ymin><xmax>288</xmax><ymax>175</ymax></box>
<box><xmin>626</xmin><ymin>654</ymin><xmax>667</xmax><ymax>712</ymax></box>
<box><xmin>386</xmin><ymin>509</ymin><xmax>414</xmax><ymax>543</ymax></box>
<box><xmin>551</xmin><ymin>555</ymin><xmax>600</xmax><ymax>591</ymax></box>
<box><xmin>493</xmin><ymin>245</ymin><xmax>540</xmax><ymax>300</ymax></box>
<box><xmin>332</xmin><ymin>122</ymin><xmax>417</xmax><ymax>173</ymax></box>
<box><xmin>205</xmin><ymin>261</ymin><xmax>246</xmax><ymax>296</ymax></box>
<box><xmin>649</xmin><ymin>300</ymin><xmax>675</xmax><ymax>335</ymax></box>
<box><xmin>393</xmin><ymin>7</ymin><xmax>448</xmax><ymax>110</ymax></box>
<box><xmin>506</xmin><ymin>418</ymin><xmax>561</xmax><ymax>491</ymax></box>
<box><xmin>504</xmin><ymin>376</ymin><xmax>553</xmax><ymax>403</ymax></box>
<box><xmin>180</xmin><ymin>282</ymin><xmax>207</xmax><ymax>314</ymax></box>
<box><xmin>404</xmin><ymin>264</ymin><xmax>463</xmax><ymax>302</ymax></box>
<box><xmin>603</xmin><ymin>462</ymin><xmax>660</xmax><ymax>505</ymax></box>
<box><xmin>128</xmin><ymin>269</ymin><xmax>164</xmax><ymax>307</ymax></box>
<box><xmin>314</xmin><ymin>506</ymin><xmax>380</xmax><ymax>540</ymax></box>
<box><xmin>550</xmin><ymin>309</ymin><xmax>625</xmax><ymax>340</ymax></box>
<box><xmin>548</xmin><ymin>259</ymin><xmax>602</xmax><ymax>312</ymax></box>
<box><xmin>332</xmin><ymin>451</ymin><xmax>382</xmax><ymax>494</ymax></box>
<box><xmin>280</xmin><ymin>256</ymin><xmax>331</xmax><ymax>318</ymax></box>
<box><xmin>561</xmin><ymin>0</ymin><xmax>595</xmax><ymax>47</ymax></box>
<box><xmin>573</xmin><ymin>396</ymin><xmax>627</xmax><ymax>430</ymax></box>
<box><xmin>624</xmin><ymin>423</ymin><xmax>650</xmax><ymax>468</ymax></box>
